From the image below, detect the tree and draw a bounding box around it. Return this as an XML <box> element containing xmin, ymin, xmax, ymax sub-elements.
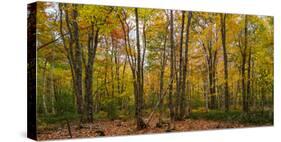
<box><xmin>134</xmin><ymin>8</ymin><xmax>146</xmax><ymax>129</ymax></box>
<box><xmin>220</xmin><ymin>13</ymin><xmax>229</xmax><ymax>112</ymax></box>
<box><xmin>175</xmin><ymin>11</ymin><xmax>185</xmax><ymax>120</ymax></box>
<box><xmin>158</xmin><ymin>12</ymin><xmax>169</xmax><ymax>123</ymax></box>
<box><xmin>118</xmin><ymin>8</ymin><xmax>147</xmax><ymax>129</ymax></box>
<box><xmin>246</xmin><ymin>16</ymin><xmax>252</xmax><ymax>113</ymax></box>
<box><xmin>81</xmin><ymin>6</ymin><xmax>113</xmax><ymax>122</ymax></box>
<box><xmin>181</xmin><ymin>11</ymin><xmax>192</xmax><ymax>117</ymax></box>
<box><xmin>84</xmin><ymin>23</ymin><xmax>99</xmax><ymax>122</ymax></box>
<box><xmin>58</xmin><ymin>4</ymin><xmax>84</xmax><ymax>116</ymax></box>
<box><xmin>168</xmin><ymin>10</ymin><xmax>175</xmax><ymax>129</ymax></box>
<box><xmin>241</xmin><ymin>15</ymin><xmax>248</xmax><ymax>112</ymax></box>
<box><xmin>196</xmin><ymin>14</ymin><xmax>219</xmax><ymax>110</ymax></box>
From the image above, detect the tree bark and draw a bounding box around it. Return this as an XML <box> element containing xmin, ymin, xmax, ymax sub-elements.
<box><xmin>115</xmin><ymin>45</ymin><xmax>121</xmax><ymax>95</ymax></box>
<box><xmin>135</xmin><ymin>8</ymin><xmax>146</xmax><ymax>129</ymax></box>
<box><xmin>168</xmin><ymin>10</ymin><xmax>175</xmax><ymax>129</ymax></box>
<box><xmin>110</xmin><ymin>36</ymin><xmax>115</xmax><ymax>97</ymax></box>
<box><xmin>59</xmin><ymin>4</ymin><xmax>84</xmax><ymax>116</ymax></box>
<box><xmin>42</xmin><ymin>59</ymin><xmax>48</xmax><ymax>114</ymax></box>
<box><xmin>176</xmin><ymin>11</ymin><xmax>185</xmax><ymax>120</ymax></box>
<box><xmin>202</xmin><ymin>39</ymin><xmax>217</xmax><ymax>110</ymax></box>
<box><xmin>220</xmin><ymin>13</ymin><xmax>229</xmax><ymax>112</ymax></box>
<box><xmin>85</xmin><ymin>23</ymin><xmax>99</xmax><ymax>122</ymax></box>
<box><xmin>72</xmin><ymin>5</ymin><xmax>84</xmax><ymax>116</ymax></box>
<box><xmin>159</xmin><ymin>24</ymin><xmax>168</xmax><ymax>123</ymax></box>
<box><xmin>180</xmin><ymin>11</ymin><xmax>192</xmax><ymax>119</ymax></box>
<box><xmin>242</xmin><ymin>15</ymin><xmax>248</xmax><ymax>113</ymax></box>
<box><xmin>246</xmin><ymin>16</ymin><xmax>252</xmax><ymax>112</ymax></box>
<box><xmin>50</xmin><ymin>48</ymin><xmax>56</xmax><ymax>114</ymax></box>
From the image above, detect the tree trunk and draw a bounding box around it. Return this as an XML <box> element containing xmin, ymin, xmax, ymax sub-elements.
<box><xmin>85</xmin><ymin>24</ymin><xmax>99</xmax><ymax>122</ymax></box>
<box><xmin>180</xmin><ymin>11</ymin><xmax>192</xmax><ymax>119</ymax></box>
<box><xmin>176</xmin><ymin>11</ymin><xmax>185</xmax><ymax>120</ymax></box>
<box><xmin>110</xmin><ymin>36</ymin><xmax>115</xmax><ymax>97</ymax></box>
<box><xmin>135</xmin><ymin>8</ymin><xmax>146</xmax><ymax>130</ymax></box>
<box><xmin>168</xmin><ymin>10</ymin><xmax>175</xmax><ymax>129</ymax></box>
<box><xmin>121</xmin><ymin>59</ymin><xmax>127</xmax><ymax>93</ymax></box>
<box><xmin>119</xmin><ymin>9</ymin><xmax>146</xmax><ymax>129</ymax></box>
<box><xmin>42</xmin><ymin>59</ymin><xmax>48</xmax><ymax>114</ymax></box>
<box><xmin>159</xmin><ymin>23</ymin><xmax>168</xmax><ymax>123</ymax></box>
<box><xmin>246</xmin><ymin>17</ymin><xmax>252</xmax><ymax>112</ymax></box>
<box><xmin>242</xmin><ymin>15</ymin><xmax>248</xmax><ymax>113</ymax></box>
<box><xmin>72</xmin><ymin>5</ymin><xmax>84</xmax><ymax>116</ymax></box>
<box><xmin>220</xmin><ymin>14</ymin><xmax>229</xmax><ymax>112</ymax></box>
<box><xmin>204</xmin><ymin>39</ymin><xmax>217</xmax><ymax>110</ymax></box>
<box><xmin>115</xmin><ymin>48</ymin><xmax>120</xmax><ymax>95</ymax></box>
<box><xmin>204</xmin><ymin>75</ymin><xmax>209</xmax><ymax>112</ymax></box>
<box><xmin>50</xmin><ymin>49</ymin><xmax>56</xmax><ymax>114</ymax></box>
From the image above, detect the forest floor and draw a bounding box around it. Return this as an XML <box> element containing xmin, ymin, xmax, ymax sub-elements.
<box><xmin>37</xmin><ymin>115</ymin><xmax>263</xmax><ymax>140</ymax></box>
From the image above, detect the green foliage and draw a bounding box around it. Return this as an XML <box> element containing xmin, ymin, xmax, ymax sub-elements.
<box><xmin>190</xmin><ymin>110</ymin><xmax>273</xmax><ymax>125</ymax></box>
<box><xmin>36</xmin><ymin>93</ymin><xmax>45</xmax><ymax>114</ymax></box>
<box><xmin>146</xmin><ymin>92</ymin><xmax>158</xmax><ymax>108</ymax></box>
<box><xmin>93</xmin><ymin>111</ymin><xmax>108</xmax><ymax>120</ymax></box>
<box><xmin>103</xmin><ymin>98</ymin><xmax>119</xmax><ymax>120</ymax></box>
<box><xmin>38</xmin><ymin>113</ymin><xmax>80</xmax><ymax>125</ymax></box>
<box><xmin>37</xmin><ymin>88</ymin><xmax>78</xmax><ymax>127</ymax></box>
<box><xmin>54</xmin><ymin>88</ymin><xmax>76</xmax><ymax>115</ymax></box>
<box><xmin>191</xmin><ymin>95</ymin><xmax>204</xmax><ymax>109</ymax></box>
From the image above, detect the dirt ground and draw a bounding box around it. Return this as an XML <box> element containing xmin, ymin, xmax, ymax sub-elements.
<box><xmin>37</xmin><ymin>117</ymin><xmax>251</xmax><ymax>140</ymax></box>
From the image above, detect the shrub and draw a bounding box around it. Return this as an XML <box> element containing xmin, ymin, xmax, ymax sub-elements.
<box><xmin>103</xmin><ymin>98</ymin><xmax>118</xmax><ymax>120</ymax></box>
